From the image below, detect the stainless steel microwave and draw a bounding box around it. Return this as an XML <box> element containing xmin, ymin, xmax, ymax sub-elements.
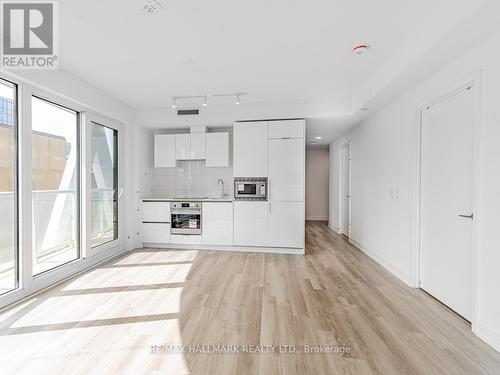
<box><xmin>234</xmin><ymin>178</ymin><xmax>267</xmax><ymax>201</ymax></box>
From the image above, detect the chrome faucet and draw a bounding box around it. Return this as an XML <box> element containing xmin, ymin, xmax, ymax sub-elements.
<box><xmin>217</xmin><ymin>178</ymin><xmax>224</xmax><ymax>198</ymax></box>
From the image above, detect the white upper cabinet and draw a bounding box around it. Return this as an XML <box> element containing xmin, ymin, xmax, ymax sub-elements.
<box><xmin>154</xmin><ymin>134</ymin><xmax>176</xmax><ymax>168</ymax></box>
<box><xmin>206</xmin><ymin>132</ymin><xmax>229</xmax><ymax>167</ymax></box>
<box><xmin>175</xmin><ymin>134</ymin><xmax>191</xmax><ymax>160</ymax></box>
<box><xmin>268</xmin><ymin>138</ymin><xmax>304</xmax><ymax>201</ymax></box>
<box><xmin>268</xmin><ymin>119</ymin><xmax>305</xmax><ymax>139</ymax></box>
<box><xmin>233</xmin><ymin>122</ymin><xmax>268</xmax><ymax>177</ymax></box>
<box><xmin>267</xmin><ymin>202</ymin><xmax>304</xmax><ymax>248</ymax></box>
<box><xmin>190</xmin><ymin>133</ymin><xmax>206</xmax><ymax>160</ymax></box>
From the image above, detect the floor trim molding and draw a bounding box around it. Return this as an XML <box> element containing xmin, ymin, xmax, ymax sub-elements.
<box><xmin>143</xmin><ymin>243</ymin><xmax>305</xmax><ymax>255</ymax></box>
<box><xmin>474</xmin><ymin>323</ymin><xmax>500</xmax><ymax>353</ymax></box>
<box><xmin>306</xmin><ymin>217</ymin><xmax>329</xmax><ymax>221</ymax></box>
<box><xmin>328</xmin><ymin>223</ymin><xmax>342</xmax><ymax>234</ymax></box>
<box><xmin>349</xmin><ymin>237</ymin><xmax>414</xmax><ymax>287</ymax></box>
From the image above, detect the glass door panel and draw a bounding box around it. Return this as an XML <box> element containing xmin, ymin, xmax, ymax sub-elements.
<box><xmin>31</xmin><ymin>96</ymin><xmax>80</xmax><ymax>275</ymax></box>
<box><xmin>0</xmin><ymin>79</ymin><xmax>17</xmax><ymax>294</ymax></box>
<box><xmin>90</xmin><ymin>122</ymin><xmax>118</xmax><ymax>248</ymax></box>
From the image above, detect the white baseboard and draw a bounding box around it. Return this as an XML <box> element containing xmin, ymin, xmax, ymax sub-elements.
<box><xmin>349</xmin><ymin>237</ymin><xmax>414</xmax><ymax>287</ymax></box>
<box><xmin>306</xmin><ymin>217</ymin><xmax>329</xmax><ymax>221</ymax></box>
<box><xmin>328</xmin><ymin>223</ymin><xmax>342</xmax><ymax>234</ymax></box>
<box><xmin>143</xmin><ymin>243</ymin><xmax>305</xmax><ymax>255</ymax></box>
<box><xmin>474</xmin><ymin>323</ymin><xmax>500</xmax><ymax>353</ymax></box>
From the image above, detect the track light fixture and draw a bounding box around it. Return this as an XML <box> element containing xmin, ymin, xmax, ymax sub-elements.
<box><xmin>212</xmin><ymin>92</ymin><xmax>248</xmax><ymax>105</ymax></box>
<box><xmin>171</xmin><ymin>95</ymin><xmax>208</xmax><ymax>109</ymax></box>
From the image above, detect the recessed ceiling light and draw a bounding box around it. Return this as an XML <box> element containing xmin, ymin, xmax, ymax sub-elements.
<box><xmin>315</xmin><ymin>136</ymin><xmax>323</xmax><ymax>140</ymax></box>
<box><xmin>139</xmin><ymin>0</ymin><xmax>162</xmax><ymax>15</ymax></box>
<box><xmin>353</xmin><ymin>44</ymin><xmax>369</xmax><ymax>55</ymax></box>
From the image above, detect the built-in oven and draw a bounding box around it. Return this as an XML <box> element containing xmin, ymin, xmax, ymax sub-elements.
<box><xmin>170</xmin><ymin>202</ymin><xmax>202</xmax><ymax>235</ymax></box>
<box><xmin>234</xmin><ymin>178</ymin><xmax>268</xmax><ymax>201</ymax></box>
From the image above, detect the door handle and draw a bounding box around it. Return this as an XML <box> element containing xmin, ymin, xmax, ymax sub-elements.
<box><xmin>346</xmin><ymin>195</ymin><xmax>351</xmax><ymax>198</ymax></box>
<box><xmin>459</xmin><ymin>213</ymin><xmax>474</xmax><ymax>220</ymax></box>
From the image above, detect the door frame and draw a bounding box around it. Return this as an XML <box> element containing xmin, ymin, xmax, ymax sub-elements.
<box><xmin>415</xmin><ymin>72</ymin><xmax>482</xmax><ymax>329</ymax></box>
<box><xmin>83</xmin><ymin>113</ymin><xmax>125</xmax><ymax>259</ymax></box>
<box><xmin>339</xmin><ymin>140</ymin><xmax>351</xmax><ymax>237</ymax></box>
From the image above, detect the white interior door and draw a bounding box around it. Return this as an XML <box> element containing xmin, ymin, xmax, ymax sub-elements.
<box><xmin>420</xmin><ymin>85</ymin><xmax>475</xmax><ymax>321</ymax></box>
<box><xmin>341</xmin><ymin>144</ymin><xmax>351</xmax><ymax>236</ymax></box>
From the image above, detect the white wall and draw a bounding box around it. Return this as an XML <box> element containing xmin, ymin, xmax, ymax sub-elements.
<box><xmin>329</xmin><ymin>29</ymin><xmax>500</xmax><ymax>352</ymax></box>
<box><xmin>305</xmin><ymin>148</ymin><xmax>329</xmax><ymax>221</ymax></box>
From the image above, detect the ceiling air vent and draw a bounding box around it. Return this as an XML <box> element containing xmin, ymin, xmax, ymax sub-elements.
<box><xmin>177</xmin><ymin>109</ymin><xmax>199</xmax><ymax>116</ymax></box>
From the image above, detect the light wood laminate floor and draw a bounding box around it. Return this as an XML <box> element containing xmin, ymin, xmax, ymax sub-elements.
<box><xmin>0</xmin><ymin>221</ymin><xmax>499</xmax><ymax>374</ymax></box>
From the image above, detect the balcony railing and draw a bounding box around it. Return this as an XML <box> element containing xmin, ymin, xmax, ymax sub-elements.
<box><xmin>0</xmin><ymin>189</ymin><xmax>116</xmax><ymax>284</ymax></box>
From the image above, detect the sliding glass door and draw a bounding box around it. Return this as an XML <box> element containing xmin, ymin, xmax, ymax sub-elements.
<box><xmin>90</xmin><ymin>122</ymin><xmax>118</xmax><ymax>248</ymax></box>
<box><xmin>0</xmin><ymin>80</ymin><xmax>17</xmax><ymax>295</ymax></box>
<box><xmin>0</xmin><ymin>76</ymin><xmax>125</xmax><ymax>308</ymax></box>
<box><xmin>31</xmin><ymin>97</ymin><xmax>80</xmax><ymax>275</ymax></box>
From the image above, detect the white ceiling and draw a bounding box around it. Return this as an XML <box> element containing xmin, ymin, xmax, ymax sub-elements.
<box><xmin>61</xmin><ymin>0</ymin><xmax>435</xmax><ymax>108</ymax></box>
<box><xmin>56</xmin><ymin>0</ymin><xmax>500</xmax><ymax>145</ymax></box>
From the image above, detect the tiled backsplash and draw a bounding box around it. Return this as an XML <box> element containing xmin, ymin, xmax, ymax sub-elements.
<box><xmin>152</xmin><ymin>160</ymin><xmax>233</xmax><ymax>198</ymax></box>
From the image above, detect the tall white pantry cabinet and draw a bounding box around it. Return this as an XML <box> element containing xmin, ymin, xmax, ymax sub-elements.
<box><xmin>233</xmin><ymin>120</ymin><xmax>305</xmax><ymax>251</ymax></box>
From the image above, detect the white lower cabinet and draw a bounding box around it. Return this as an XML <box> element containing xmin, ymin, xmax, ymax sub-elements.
<box><xmin>143</xmin><ymin>223</ymin><xmax>171</xmax><ymax>244</ymax></box>
<box><xmin>202</xmin><ymin>202</ymin><xmax>233</xmax><ymax>245</ymax></box>
<box><xmin>234</xmin><ymin>202</ymin><xmax>268</xmax><ymax>246</ymax></box>
<box><xmin>267</xmin><ymin>202</ymin><xmax>304</xmax><ymax>248</ymax></box>
<box><xmin>143</xmin><ymin>201</ymin><xmax>170</xmax><ymax>222</ymax></box>
<box><xmin>170</xmin><ymin>234</ymin><xmax>203</xmax><ymax>245</ymax></box>
<box><xmin>142</xmin><ymin>200</ymin><xmax>303</xmax><ymax>251</ymax></box>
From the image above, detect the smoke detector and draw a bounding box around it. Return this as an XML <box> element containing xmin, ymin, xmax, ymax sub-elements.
<box><xmin>139</xmin><ymin>0</ymin><xmax>162</xmax><ymax>15</ymax></box>
<box><xmin>353</xmin><ymin>44</ymin><xmax>369</xmax><ymax>55</ymax></box>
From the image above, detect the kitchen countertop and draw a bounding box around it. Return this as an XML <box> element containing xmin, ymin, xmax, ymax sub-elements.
<box><xmin>141</xmin><ymin>197</ymin><xmax>234</xmax><ymax>202</ymax></box>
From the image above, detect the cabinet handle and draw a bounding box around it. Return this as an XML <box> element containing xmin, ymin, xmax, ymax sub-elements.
<box><xmin>269</xmin><ymin>203</ymin><xmax>272</xmax><ymax>214</ymax></box>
